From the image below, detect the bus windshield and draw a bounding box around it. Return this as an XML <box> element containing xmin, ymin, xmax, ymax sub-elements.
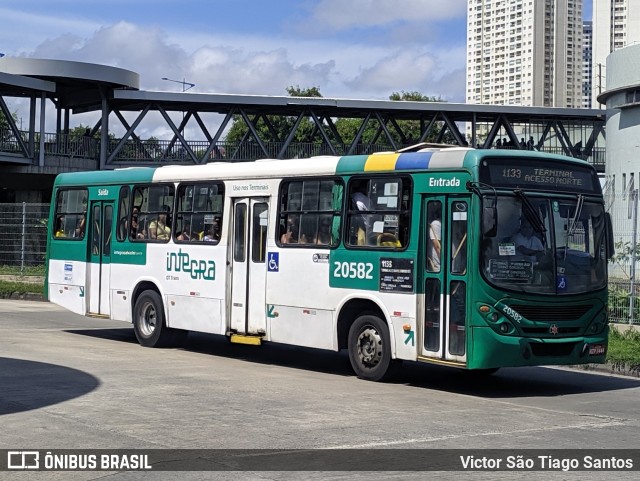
<box><xmin>481</xmin><ymin>193</ymin><xmax>607</xmax><ymax>295</ymax></box>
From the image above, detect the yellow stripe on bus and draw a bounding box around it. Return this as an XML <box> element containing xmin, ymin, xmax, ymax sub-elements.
<box><xmin>364</xmin><ymin>153</ymin><xmax>399</xmax><ymax>171</ymax></box>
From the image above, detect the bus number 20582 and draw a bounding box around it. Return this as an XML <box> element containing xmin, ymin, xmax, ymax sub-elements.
<box><xmin>333</xmin><ymin>261</ymin><xmax>374</xmax><ymax>280</ymax></box>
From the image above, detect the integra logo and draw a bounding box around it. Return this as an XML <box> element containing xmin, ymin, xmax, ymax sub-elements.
<box><xmin>166</xmin><ymin>249</ymin><xmax>215</xmax><ymax>280</ymax></box>
<box><xmin>429</xmin><ymin>177</ymin><xmax>460</xmax><ymax>187</ymax></box>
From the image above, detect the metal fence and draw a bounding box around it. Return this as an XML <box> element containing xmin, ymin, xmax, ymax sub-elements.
<box><xmin>607</xmin><ymin>191</ymin><xmax>640</xmax><ymax>325</ymax></box>
<box><xmin>1</xmin><ymin>200</ymin><xmax>638</xmax><ymax>324</ymax></box>
<box><xmin>0</xmin><ymin>203</ymin><xmax>50</xmax><ymax>273</ymax></box>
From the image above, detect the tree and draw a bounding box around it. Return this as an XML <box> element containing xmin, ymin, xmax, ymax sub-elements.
<box><xmin>0</xmin><ymin>109</ymin><xmax>19</xmax><ymax>143</ymax></box>
<box><xmin>286</xmin><ymin>85</ymin><xmax>322</xmax><ymax>98</ymax></box>
<box><xmin>334</xmin><ymin>91</ymin><xmax>452</xmax><ymax>149</ymax></box>
<box><xmin>223</xmin><ymin>87</ymin><xmax>456</xmax><ymax>156</ymax></box>
<box><xmin>224</xmin><ymin>85</ymin><xmax>322</xmax><ymax>147</ymax></box>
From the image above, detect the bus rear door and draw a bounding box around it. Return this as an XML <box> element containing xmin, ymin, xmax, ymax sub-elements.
<box><xmin>86</xmin><ymin>200</ymin><xmax>113</xmax><ymax>316</ymax></box>
<box><xmin>230</xmin><ymin>197</ymin><xmax>269</xmax><ymax>336</ymax></box>
<box><xmin>420</xmin><ymin>196</ymin><xmax>469</xmax><ymax>365</ymax></box>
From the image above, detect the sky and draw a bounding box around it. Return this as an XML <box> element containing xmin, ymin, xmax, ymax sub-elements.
<box><xmin>0</xmin><ymin>0</ymin><xmax>471</xmax><ymax>102</ymax></box>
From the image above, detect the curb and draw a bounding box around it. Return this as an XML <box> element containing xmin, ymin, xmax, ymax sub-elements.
<box><xmin>571</xmin><ymin>363</ymin><xmax>640</xmax><ymax>378</ymax></box>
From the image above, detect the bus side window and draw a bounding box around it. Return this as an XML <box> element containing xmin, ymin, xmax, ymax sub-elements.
<box><xmin>451</xmin><ymin>202</ymin><xmax>468</xmax><ymax>274</ymax></box>
<box><xmin>116</xmin><ymin>186</ymin><xmax>130</xmax><ymax>242</ymax></box>
<box><xmin>175</xmin><ymin>183</ymin><xmax>225</xmax><ymax>244</ymax></box>
<box><xmin>347</xmin><ymin>177</ymin><xmax>409</xmax><ymax>249</ymax></box>
<box><xmin>278</xmin><ymin>178</ymin><xmax>342</xmax><ymax>247</ymax></box>
<box><xmin>53</xmin><ymin>188</ymin><xmax>88</xmax><ymax>241</ymax></box>
<box><xmin>131</xmin><ymin>184</ymin><xmax>175</xmax><ymax>243</ymax></box>
<box><xmin>427</xmin><ymin>201</ymin><xmax>442</xmax><ymax>272</ymax></box>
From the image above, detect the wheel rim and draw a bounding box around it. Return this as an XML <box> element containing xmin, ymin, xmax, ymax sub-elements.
<box><xmin>138</xmin><ymin>300</ymin><xmax>157</xmax><ymax>337</ymax></box>
<box><xmin>356</xmin><ymin>326</ymin><xmax>383</xmax><ymax>368</ymax></box>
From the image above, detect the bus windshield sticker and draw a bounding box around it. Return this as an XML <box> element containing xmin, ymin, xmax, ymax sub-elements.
<box><xmin>498</xmin><ymin>243</ymin><xmax>516</xmax><ymax>256</ymax></box>
<box><xmin>489</xmin><ymin>259</ymin><xmax>533</xmax><ymax>280</ymax></box>
<box><xmin>384</xmin><ymin>183</ymin><xmax>398</xmax><ymax>196</ymax></box>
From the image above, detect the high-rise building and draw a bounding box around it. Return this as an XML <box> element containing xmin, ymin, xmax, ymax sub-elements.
<box><xmin>466</xmin><ymin>0</ymin><xmax>583</xmax><ymax>108</ymax></box>
<box><xmin>582</xmin><ymin>20</ymin><xmax>593</xmax><ymax>108</ymax></box>
<box><xmin>592</xmin><ymin>0</ymin><xmax>640</xmax><ymax>107</ymax></box>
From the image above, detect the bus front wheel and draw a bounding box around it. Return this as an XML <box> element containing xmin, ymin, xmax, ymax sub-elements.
<box><xmin>348</xmin><ymin>314</ymin><xmax>396</xmax><ymax>382</ymax></box>
<box><xmin>133</xmin><ymin>290</ymin><xmax>173</xmax><ymax>348</ymax></box>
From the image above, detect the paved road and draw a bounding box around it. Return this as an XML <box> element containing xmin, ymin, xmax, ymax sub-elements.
<box><xmin>1</xmin><ymin>300</ymin><xmax>639</xmax><ymax>480</ymax></box>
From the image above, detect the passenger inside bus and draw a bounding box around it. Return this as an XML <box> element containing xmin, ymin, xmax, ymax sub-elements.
<box><xmin>315</xmin><ymin>217</ymin><xmax>332</xmax><ymax>245</ymax></box>
<box><xmin>54</xmin><ymin>215</ymin><xmax>66</xmax><ymax>237</ymax></box>
<box><xmin>280</xmin><ymin>215</ymin><xmax>300</xmax><ymax>244</ymax></box>
<box><xmin>203</xmin><ymin>217</ymin><xmax>221</xmax><ymax>242</ymax></box>
<box><xmin>513</xmin><ymin>218</ymin><xmax>544</xmax><ymax>263</ymax></box>
<box><xmin>130</xmin><ymin>208</ymin><xmax>146</xmax><ymax>239</ymax></box>
<box><xmin>177</xmin><ymin>222</ymin><xmax>192</xmax><ymax>241</ymax></box>
<box><xmin>149</xmin><ymin>207</ymin><xmax>171</xmax><ymax>240</ymax></box>
<box><xmin>377</xmin><ymin>232</ymin><xmax>401</xmax><ymax>248</ymax></box>
<box><xmin>427</xmin><ymin>203</ymin><xmax>442</xmax><ymax>271</ymax></box>
<box><xmin>74</xmin><ymin>214</ymin><xmax>86</xmax><ymax>239</ymax></box>
<box><xmin>351</xmin><ymin>191</ymin><xmax>372</xmax><ymax>245</ymax></box>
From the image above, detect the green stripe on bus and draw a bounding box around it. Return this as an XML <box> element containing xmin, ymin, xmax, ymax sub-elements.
<box><xmin>54</xmin><ymin>168</ymin><xmax>156</xmax><ymax>187</ymax></box>
<box><xmin>336</xmin><ymin>155</ymin><xmax>369</xmax><ymax>174</ymax></box>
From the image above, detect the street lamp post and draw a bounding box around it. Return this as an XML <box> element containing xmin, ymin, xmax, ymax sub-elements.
<box><xmin>161</xmin><ymin>77</ymin><xmax>196</xmax><ymax>157</ymax></box>
<box><xmin>161</xmin><ymin>77</ymin><xmax>195</xmax><ymax>92</ymax></box>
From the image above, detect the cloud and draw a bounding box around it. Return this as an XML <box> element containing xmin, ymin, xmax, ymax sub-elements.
<box><xmin>29</xmin><ymin>22</ymin><xmax>188</xmax><ymax>86</ymax></box>
<box><xmin>0</xmin><ymin>7</ymin><xmax>101</xmax><ymax>55</ymax></box>
<box><xmin>190</xmin><ymin>46</ymin><xmax>336</xmax><ymax>96</ymax></box>
<box><xmin>26</xmin><ymin>22</ymin><xmax>336</xmax><ymax>96</ymax></box>
<box><xmin>298</xmin><ymin>0</ymin><xmax>466</xmax><ymax>32</ymax></box>
<box><xmin>344</xmin><ymin>47</ymin><xmax>466</xmax><ymax>101</ymax></box>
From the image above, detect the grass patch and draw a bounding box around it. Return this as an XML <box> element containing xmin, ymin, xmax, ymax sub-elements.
<box><xmin>0</xmin><ymin>280</ymin><xmax>44</xmax><ymax>299</ymax></box>
<box><xmin>0</xmin><ymin>265</ymin><xmax>46</xmax><ymax>276</ymax></box>
<box><xmin>607</xmin><ymin>326</ymin><xmax>640</xmax><ymax>375</ymax></box>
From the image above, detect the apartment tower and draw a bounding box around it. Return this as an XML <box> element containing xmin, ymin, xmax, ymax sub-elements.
<box><xmin>582</xmin><ymin>20</ymin><xmax>593</xmax><ymax>108</ymax></box>
<box><xmin>466</xmin><ymin>0</ymin><xmax>583</xmax><ymax>107</ymax></box>
<box><xmin>592</xmin><ymin>0</ymin><xmax>640</xmax><ymax>106</ymax></box>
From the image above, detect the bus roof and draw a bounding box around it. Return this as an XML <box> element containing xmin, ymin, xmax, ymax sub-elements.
<box><xmin>53</xmin><ymin>147</ymin><xmax>594</xmax><ymax>187</ymax></box>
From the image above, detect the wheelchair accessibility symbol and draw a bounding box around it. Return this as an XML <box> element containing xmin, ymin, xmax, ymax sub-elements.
<box><xmin>557</xmin><ymin>275</ymin><xmax>567</xmax><ymax>291</ymax></box>
<box><xmin>268</xmin><ymin>252</ymin><xmax>279</xmax><ymax>272</ymax></box>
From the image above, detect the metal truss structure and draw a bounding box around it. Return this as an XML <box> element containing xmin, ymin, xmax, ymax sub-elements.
<box><xmin>1</xmin><ymin>58</ymin><xmax>607</xmax><ymax>176</ymax></box>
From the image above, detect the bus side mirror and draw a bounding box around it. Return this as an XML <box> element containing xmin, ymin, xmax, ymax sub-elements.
<box><xmin>605</xmin><ymin>212</ymin><xmax>614</xmax><ymax>260</ymax></box>
<box><xmin>483</xmin><ymin>199</ymin><xmax>497</xmax><ymax>237</ymax></box>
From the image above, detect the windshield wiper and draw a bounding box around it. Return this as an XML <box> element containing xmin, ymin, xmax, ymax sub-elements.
<box><xmin>514</xmin><ymin>189</ymin><xmax>546</xmax><ymax>234</ymax></box>
<box><xmin>567</xmin><ymin>194</ymin><xmax>584</xmax><ymax>237</ymax></box>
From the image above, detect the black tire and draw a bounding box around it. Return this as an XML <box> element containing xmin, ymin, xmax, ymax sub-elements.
<box><xmin>348</xmin><ymin>314</ymin><xmax>396</xmax><ymax>382</ymax></box>
<box><xmin>133</xmin><ymin>290</ymin><xmax>173</xmax><ymax>348</ymax></box>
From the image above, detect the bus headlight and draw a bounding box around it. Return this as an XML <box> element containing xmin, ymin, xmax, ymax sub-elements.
<box><xmin>479</xmin><ymin>305</ymin><xmax>499</xmax><ymax>322</ymax></box>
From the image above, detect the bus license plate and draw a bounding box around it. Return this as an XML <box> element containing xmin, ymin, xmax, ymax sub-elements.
<box><xmin>588</xmin><ymin>344</ymin><xmax>606</xmax><ymax>356</ymax></box>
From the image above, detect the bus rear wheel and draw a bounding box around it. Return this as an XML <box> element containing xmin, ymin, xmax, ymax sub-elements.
<box><xmin>133</xmin><ymin>290</ymin><xmax>174</xmax><ymax>348</ymax></box>
<box><xmin>348</xmin><ymin>314</ymin><xmax>396</xmax><ymax>382</ymax></box>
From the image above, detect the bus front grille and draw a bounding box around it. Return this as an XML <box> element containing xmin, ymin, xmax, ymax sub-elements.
<box><xmin>509</xmin><ymin>304</ymin><xmax>593</xmax><ymax>321</ymax></box>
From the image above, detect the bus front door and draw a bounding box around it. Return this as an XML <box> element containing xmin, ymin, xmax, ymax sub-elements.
<box><xmin>86</xmin><ymin>201</ymin><xmax>113</xmax><ymax>316</ymax></box>
<box><xmin>230</xmin><ymin>197</ymin><xmax>269</xmax><ymax>336</ymax></box>
<box><xmin>421</xmin><ymin>196</ymin><xmax>469</xmax><ymax>365</ymax></box>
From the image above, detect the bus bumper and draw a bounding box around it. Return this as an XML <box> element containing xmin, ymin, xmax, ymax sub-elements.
<box><xmin>468</xmin><ymin>326</ymin><xmax>608</xmax><ymax>370</ymax></box>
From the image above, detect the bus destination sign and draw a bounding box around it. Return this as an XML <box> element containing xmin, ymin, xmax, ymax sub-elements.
<box><xmin>480</xmin><ymin>159</ymin><xmax>597</xmax><ymax>193</ymax></box>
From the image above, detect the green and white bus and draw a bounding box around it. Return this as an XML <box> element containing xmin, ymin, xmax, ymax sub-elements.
<box><xmin>46</xmin><ymin>146</ymin><xmax>613</xmax><ymax>381</ymax></box>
